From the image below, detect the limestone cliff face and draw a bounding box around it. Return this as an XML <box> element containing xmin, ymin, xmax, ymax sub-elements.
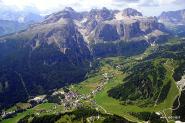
<box><xmin>87</xmin><ymin>7</ymin><xmax>114</xmax><ymax>21</ymax></box>
<box><xmin>124</xmin><ymin>21</ymin><xmax>142</xmax><ymax>40</ymax></box>
<box><xmin>76</xmin><ymin>8</ymin><xmax>168</xmax><ymax>43</ymax></box>
<box><xmin>29</xmin><ymin>19</ymin><xmax>91</xmax><ymax>64</ymax></box>
<box><xmin>159</xmin><ymin>9</ymin><xmax>185</xmax><ymax>25</ymax></box>
<box><xmin>158</xmin><ymin>9</ymin><xmax>185</xmax><ymax>37</ymax></box>
<box><xmin>93</xmin><ymin>23</ymin><xmax>120</xmax><ymax>42</ymax></box>
<box><xmin>0</xmin><ymin>7</ymin><xmax>169</xmax><ymax>67</ymax></box>
<box><xmin>122</xmin><ymin>8</ymin><xmax>143</xmax><ymax>17</ymax></box>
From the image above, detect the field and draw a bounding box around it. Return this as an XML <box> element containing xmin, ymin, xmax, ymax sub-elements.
<box><xmin>70</xmin><ymin>46</ymin><xmax>180</xmax><ymax>122</ymax></box>
<box><xmin>2</xmin><ymin>41</ymin><xmax>183</xmax><ymax>123</ymax></box>
<box><xmin>2</xmin><ymin>103</ymin><xmax>64</xmax><ymax>123</ymax></box>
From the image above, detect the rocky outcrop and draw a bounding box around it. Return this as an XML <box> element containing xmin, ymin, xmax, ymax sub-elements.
<box><xmin>124</xmin><ymin>21</ymin><xmax>142</xmax><ymax>40</ymax></box>
<box><xmin>28</xmin><ymin>7</ymin><xmax>168</xmax><ymax>44</ymax></box>
<box><xmin>158</xmin><ymin>9</ymin><xmax>185</xmax><ymax>37</ymax></box>
<box><xmin>43</xmin><ymin>7</ymin><xmax>82</xmax><ymax>24</ymax></box>
<box><xmin>93</xmin><ymin>23</ymin><xmax>120</xmax><ymax>42</ymax></box>
<box><xmin>159</xmin><ymin>9</ymin><xmax>185</xmax><ymax>25</ymax></box>
<box><xmin>76</xmin><ymin>8</ymin><xmax>168</xmax><ymax>43</ymax></box>
<box><xmin>122</xmin><ymin>8</ymin><xmax>143</xmax><ymax>17</ymax></box>
<box><xmin>87</xmin><ymin>7</ymin><xmax>114</xmax><ymax>21</ymax></box>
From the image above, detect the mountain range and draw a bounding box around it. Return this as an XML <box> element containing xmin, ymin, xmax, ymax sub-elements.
<box><xmin>0</xmin><ymin>10</ymin><xmax>43</xmax><ymax>36</ymax></box>
<box><xmin>158</xmin><ymin>9</ymin><xmax>185</xmax><ymax>37</ymax></box>
<box><xmin>0</xmin><ymin>7</ymin><xmax>176</xmax><ymax>109</ymax></box>
<box><xmin>0</xmin><ymin>7</ymin><xmax>185</xmax><ymax>123</ymax></box>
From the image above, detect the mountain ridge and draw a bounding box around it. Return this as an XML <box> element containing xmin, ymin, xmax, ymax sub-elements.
<box><xmin>0</xmin><ymin>7</ymin><xmax>181</xmax><ymax>110</ymax></box>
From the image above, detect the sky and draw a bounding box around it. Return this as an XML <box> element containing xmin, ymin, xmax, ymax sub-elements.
<box><xmin>0</xmin><ymin>0</ymin><xmax>185</xmax><ymax>16</ymax></box>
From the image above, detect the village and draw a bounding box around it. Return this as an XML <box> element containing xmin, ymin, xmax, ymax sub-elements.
<box><xmin>1</xmin><ymin>71</ymin><xmax>115</xmax><ymax>120</ymax></box>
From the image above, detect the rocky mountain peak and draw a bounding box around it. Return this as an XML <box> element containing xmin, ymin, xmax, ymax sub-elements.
<box><xmin>43</xmin><ymin>7</ymin><xmax>82</xmax><ymax>24</ymax></box>
<box><xmin>88</xmin><ymin>7</ymin><xmax>114</xmax><ymax>21</ymax></box>
<box><xmin>159</xmin><ymin>9</ymin><xmax>185</xmax><ymax>25</ymax></box>
<box><xmin>122</xmin><ymin>8</ymin><xmax>143</xmax><ymax>17</ymax></box>
<box><xmin>1</xmin><ymin>7</ymin><xmax>169</xmax><ymax>46</ymax></box>
<box><xmin>63</xmin><ymin>7</ymin><xmax>75</xmax><ymax>12</ymax></box>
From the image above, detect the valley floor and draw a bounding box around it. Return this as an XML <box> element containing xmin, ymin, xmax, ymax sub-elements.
<box><xmin>1</xmin><ymin>39</ymin><xmax>185</xmax><ymax>123</ymax></box>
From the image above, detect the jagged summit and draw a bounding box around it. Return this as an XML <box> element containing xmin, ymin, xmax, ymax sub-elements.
<box><xmin>63</xmin><ymin>7</ymin><xmax>75</xmax><ymax>12</ymax></box>
<box><xmin>122</xmin><ymin>8</ymin><xmax>143</xmax><ymax>17</ymax></box>
<box><xmin>159</xmin><ymin>9</ymin><xmax>185</xmax><ymax>25</ymax></box>
<box><xmin>87</xmin><ymin>7</ymin><xmax>114</xmax><ymax>21</ymax></box>
<box><xmin>1</xmin><ymin>7</ymin><xmax>168</xmax><ymax>45</ymax></box>
<box><xmin>43</xmin><ymin>7</ymin><xmax>82</xmax><ymax>24</ymax></box>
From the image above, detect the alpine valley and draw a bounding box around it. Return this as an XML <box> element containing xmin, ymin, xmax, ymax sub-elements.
<box><xmin>0</xmin><ymin>7</ymin><xmax>185</xmax><ymax>123</ymax></box>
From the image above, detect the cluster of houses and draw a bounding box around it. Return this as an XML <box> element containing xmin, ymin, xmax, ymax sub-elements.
<box><xmin>177</xmin><ymin>75</ymin><xmax>185</xmax><ymax>91</ymax></box>
<box><xmin>87</xmin><ymin>115</ymin><xmax>100</xmax><ymax>123</ymax></box>
<box><xmin>1</xmin><ymin>71</ymin><xmax>115</xmax><ymax>120</ymax></box>
<box><xmin>103</xmin><ymin>72</ymin><xmax>114</xmax><ymax>81</ymax></box>
<box><xmin>61</xmin><ymin>91</ymin><xmax>82</xmax><ymax>110</ymax></box>
<box><xmin>116</xmin><ymin>65</ymin><xmax>122</xmax><ymax>70</ymax></box>
<box><xmin>28</xmin><ymin>95</ymin><xmax>47</xmax><ymax>106</ymax></box>
<box><xmin>47</xmin><ymin>89</ymin><xmax>83</xmax><ymax>110</ymax></box>
<box><xmin>1</xmin><ymin>110</ymin><xmax>16</xmax><ymax>119</ymax></box>
<box><xmin>1</xmin><ymin>95</ymin><xmax>46</xmax><ymax>119</ymax></box>
<box><xmin>60</xmin><ymin>72</ymin><xmax>114</xmax><ymax>110</ymax></box>
<box><xmin>1</xmin><ymin>108</ymin><xmax>27</xmax><ymax>119</ymax></box>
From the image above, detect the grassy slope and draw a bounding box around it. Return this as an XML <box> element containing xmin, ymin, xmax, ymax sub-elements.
<box><xmin>70</xmin><ymin>45</ymin><xmax>180</xmax><ymax>122</ymax></box>
<box><xmin>95</xmin><ymin>59</ymin><xmax>178</xmax><ymax>122</ymax></box>
<box><xmin>2</xmin><ymin>103</ymin><xmax>64</xmax><ymax>123</ymax></box>
<box><xmin>2</xmin><ymin>39</ymin><xmax>183</xmax><ymax>123</ymax></box>
<box><xmin>155</xmin><ymin>60</ymin><xmax>179</xmax><ymax>122</ymax></box>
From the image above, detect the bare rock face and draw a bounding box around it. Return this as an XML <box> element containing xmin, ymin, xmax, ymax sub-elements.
<box><xmin>139</xmin><ymin>17</ymin><xmax>166</xmax><ymax>34</ymax></box>
<box><xmin>83</xmin><ymin>19</ymin><xmax>98</xmax><ymax>34</ymax></box>
<box><xmin>93</xmin><ymin>23</ymin><xmax>120</xmax><ymax>42</ymax></box>
<box><xmin>76</xmin><ymin>8</ymin><xmax>168</xmax><ymax>43</ymax></box>
<box><xmin>87</xmin><ymin>7</ymin><xmax>114</xmax><ymax>21</ymax></box>
<box><xmin>82</xmin><ymin>7</ymin><xmax>114</xmax><ymax>35</ymax></box>
<box><xmin>122</xmin><ymin>8</ymin><xmax>143</xmax><ymax>17</ymax></box>
<box><xmin>159</xmin><ymin>9</ymin><xmax>185</xmax><ymax>25</ymax></box>
<box><xmin>124</xmin><ymin>21</ymin><xmax>142</xmax><ymax>40</ymax></box>
<box><xmin>0</xmin><ymin>7</ymin><xmax>169</xmax><ymax>59</ymax></box>
<box><xmin>30</xmin><ymin>20</ymin><xmax>91</xmax><ymax>64</ymax></box>
<box><xmin>158</xmin><ymin>9</ymin><xmax>185</xmax><ymax>37</ymax></box>
<box><xmin>43</xmin><ymin>7</ymin><xmax>82</xmax><ymax>24</ymax></box>
<box><xmin>116</xmin><ymin>22</ymin><xmax>125</xmax><ymax>37</ymax></box>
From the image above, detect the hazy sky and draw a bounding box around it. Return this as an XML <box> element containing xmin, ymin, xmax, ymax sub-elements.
<box><xmin>0</xmin><ymin>0</ymin><xmax>185</xmax><ymax>16</ymax></box>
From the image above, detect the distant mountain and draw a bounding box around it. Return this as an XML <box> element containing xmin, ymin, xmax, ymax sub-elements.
<box><xmin>0</xmin><ymin>7</ymin><xmax>43</xmax><ymax>23</ymax></box>
<box><xmin>159</xmin><ymin>9</ymin><xmax>185</xmax><ymax>37</ymax></box>
<box><xmin>78</xmin><ymin>7</ymin><xmax>168</xmax><ymax>43</ymax></box>
<box><xmin>44</xmin><ymin>7</ymin><xmax>169</xmax><ymax>57</ymax></box>
<box><xmin>43</xmin><ymin>7</ymin><xmax>168</xmax><ymax>44</ymax></box>
<box><xmin>0</xmin><ymin>7</ymin><xmax>169</xmax><ymax>109</ymax></box>
<box><xmin>122</xmin><ymin>8</ymin><xmax>143</xmax><ymax>17</ymax></box>
<box><xmin>159</xmin><ymin>9</ymin><xmax>185</xmax><ymax>25</ymax></box>
<box><xmin>0</xmin><ymin>20</ymin><xmax>27</xmax><ymax>36</ymax></box>
<box><xmin>0</xmin><ymin>9</ymin><xmax>43</xmax><ymax>36</ymax></box>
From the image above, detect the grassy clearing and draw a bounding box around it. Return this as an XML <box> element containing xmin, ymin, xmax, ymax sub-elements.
<box><xmin>156</xmin><ymin>60</ymin><xmax>179</xmax><ymax>122</ymax></box>
<box><xmin>71</xmin><ymin>75</ymin><xmax>102</xmax><ymax>94</ymax></box>
<box><xmin>2</xmin><ymin>103</ymin><xmax>64</xmax><ymax>123</ymax></box>
<box><xmin>73</xmin><ymin>56</ymin><xmax>180</xmax><ymax>122</ymax></box>
<box><xmin>2</xmin><ymin>44</ymin><xmax>181</xmax><ymax>123</ymax></box>
<box><xmin>94</xmin><ymin>73</ymin><xmax>143</xmax><ymax>122</ymax></box>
